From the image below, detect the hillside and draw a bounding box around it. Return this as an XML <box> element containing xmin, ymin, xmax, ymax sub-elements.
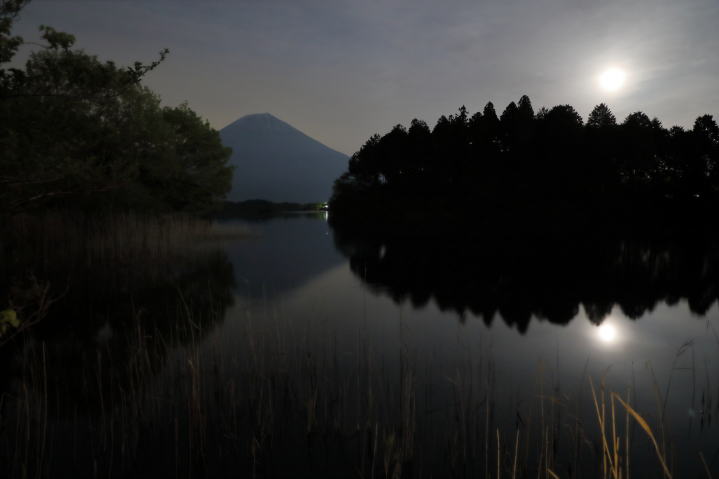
<box><xmin>220</xmin><ymin>113</ymin><xmax>348</xmax><ymax>202</ymax></box>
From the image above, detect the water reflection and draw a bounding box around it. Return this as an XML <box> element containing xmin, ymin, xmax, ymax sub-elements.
<box><xmin>0</xmin><ymin>248</ymin><xmax>237</xmax><ymax>410</ymax></box>
<box><xmin>596</xmin><ymin>321</ymin><xmax>617</xmax><ymax>343</ymax></box>
<box><xmin>221</xmin><ymin>216</ymin><xmax>344</xmax><ymax>299</ymax></box>
<box><xmin>1</xmin><ymin>216</ymin><xmax>715</xmax><ymax>477</ymax></box>
<box><xmin>331</xmin><ymin>227</ymin><xmax>719</xmax><ymax>332</ymax></box>
<box><xmin>0</xmin><ymin>243</ymin><xmax>240</xmax><ymax>478</ymax></box>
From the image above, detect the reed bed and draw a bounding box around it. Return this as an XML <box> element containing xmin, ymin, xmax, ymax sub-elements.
<box><xmin>2</xmin><ymin>212</ymin><xmax>214</xmax><ymax>274</ymax></box>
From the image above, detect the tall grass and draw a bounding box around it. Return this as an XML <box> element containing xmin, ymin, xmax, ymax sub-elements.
<box><xmin>2</xmin><ymin>211</ymin><xmax>214</xmax><ymax>275</ymax></box>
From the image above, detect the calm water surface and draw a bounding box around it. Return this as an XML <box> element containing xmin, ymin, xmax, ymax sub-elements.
<box><xmin>203</xmin><ymin>215</ymin><xmax>719</xmax><ymax>476</ymax></box>
<box><xmin>3</xmin><ymin>214</ymin><xmax>718</xmax><ymax>478</ymax></box>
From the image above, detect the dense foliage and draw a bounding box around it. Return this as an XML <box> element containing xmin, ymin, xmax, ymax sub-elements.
<box><xmin>330</xmin><ymin>95</ymin><xmax>719</xmax><ymax>232</ymax></box>
<box><xmin>0</xmin><ymin>0</ymin><xmax>232</xmax><ymax>214</ymax></box>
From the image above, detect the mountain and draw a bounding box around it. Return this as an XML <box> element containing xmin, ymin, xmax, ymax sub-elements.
<box><xmin>219</xmin><ymin>113</ymin><xmax>349</xmax><ymax>203</ymax></box>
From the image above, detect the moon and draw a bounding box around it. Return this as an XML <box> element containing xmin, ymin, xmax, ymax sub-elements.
<box><xmin>598</xmin><ymin>67</ymin><xmax>627</xmax><ymax>92</ymax></box>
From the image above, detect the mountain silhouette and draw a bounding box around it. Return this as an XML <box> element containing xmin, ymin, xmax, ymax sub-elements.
<box><xmin>220</xmin><ymin>113</ymin><xmax>348</xmax><ymax>202</ymax></box>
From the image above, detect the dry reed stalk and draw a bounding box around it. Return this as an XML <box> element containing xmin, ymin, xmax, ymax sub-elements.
<box><xmin>512</xmin><ymin>428</ymin><xmax>519</xmax><ymax>479</ymax></box>
<box><xmin>496</xmin><ymin>427</ymin><xmax>501</xmax><ymax>479</ymax></box>
<box><xmin>699</xmin><ymin>451</ymin><xmax>712</xmax><ymax>479</ymax></box>
<box><xmin>612</xmin><ymin>393</ymin><xmax>672</xmax><ymax>479</ymax></box>
<box><xmin>589</xmin><ymin>376</ymin><xmax>615</xmax><ymax>478</ymax></box>
<box><xmin>624</xmin><ymin>388</ymin><xmax>631</xmax><ymax>479</ymax></box>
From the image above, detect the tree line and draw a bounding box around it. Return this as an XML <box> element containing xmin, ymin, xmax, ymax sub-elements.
<box><xmin>0</xmin><ymin>0</ymin><xmax>233</xmax><ymax>215</ymax></box>
<box><xmin>330</xmin><ymin>94</ymin><xmax>719</xmax><ymax>231</ymax></box>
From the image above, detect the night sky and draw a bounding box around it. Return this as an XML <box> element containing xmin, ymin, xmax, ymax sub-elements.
<box><xmin>14</xmin><ymin>0</ymin><xmax>719</xmax><ymax>155</ymax></box>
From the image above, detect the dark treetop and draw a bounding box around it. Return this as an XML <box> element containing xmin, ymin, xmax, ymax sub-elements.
<box><xmin>329</xmin><ymin>96</ymin><xmax>719</xmax><ymax>235</ymax></box>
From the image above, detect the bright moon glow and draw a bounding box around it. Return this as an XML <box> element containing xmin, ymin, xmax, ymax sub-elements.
<box><xmin>597</xmin><ymin>323</ymin><xmax>617</xmax><ymax>343</ymax></box>
<box><xmin>599</xmin><ymin>68</ymin><xmax>627</xmax><ymax>92</ymax></box>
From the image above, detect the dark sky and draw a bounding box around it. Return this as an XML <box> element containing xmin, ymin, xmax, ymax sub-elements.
<box><xmin>14</xmin><ymin>0</ymin><xmax>719</xmax><ymax>155</ymax></box>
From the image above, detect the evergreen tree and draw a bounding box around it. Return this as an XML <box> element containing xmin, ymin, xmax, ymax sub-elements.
<box><xmin>517</xmin><ymin>95</ymin><xmax>534</xmax><ymax>121</ymax></box>
<box><xmin>587</xmin><ymin>103</ymin><xmax>617</xmax><ymax>128</ymax></box>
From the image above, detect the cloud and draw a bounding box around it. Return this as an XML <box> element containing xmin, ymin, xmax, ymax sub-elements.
<box><xmin>14</xmin><ymin>0</ymin><xmax>719</xmax><ymax>154</ymax></box>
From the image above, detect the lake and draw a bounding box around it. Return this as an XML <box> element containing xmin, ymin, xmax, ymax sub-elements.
<box><xmin>1</xmin><ymin>214</ymin><xmax>718</xmax><ymax>478</ymax></box>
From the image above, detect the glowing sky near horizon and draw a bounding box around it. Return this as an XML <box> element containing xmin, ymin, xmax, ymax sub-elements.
<box><xmin>11</xmin><ymin>0</ymin><xmax>719</xmax><ymax>155</ymax></box>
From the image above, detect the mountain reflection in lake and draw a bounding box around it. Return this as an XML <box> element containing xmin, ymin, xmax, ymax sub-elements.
<box><xmin>1</xmin><ymin>215</ymin><xmax>718</xmax><ymax>478</ymax></box>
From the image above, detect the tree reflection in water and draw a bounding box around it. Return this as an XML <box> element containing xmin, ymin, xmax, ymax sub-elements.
<box><xmin>332</xmin><ymin>227</ymin><xmax>719</xmax><ymax>332</ymax></box>
<box><xmin>0</xmin><ymin>247</ymin><xmax>236</xmax><ymax>412</ymax></box>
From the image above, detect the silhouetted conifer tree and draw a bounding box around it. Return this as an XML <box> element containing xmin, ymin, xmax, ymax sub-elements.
<box><xmin>587</xmin><ymin>103</ymin><xmax>617</xmax><ymax>128</ymax></box>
